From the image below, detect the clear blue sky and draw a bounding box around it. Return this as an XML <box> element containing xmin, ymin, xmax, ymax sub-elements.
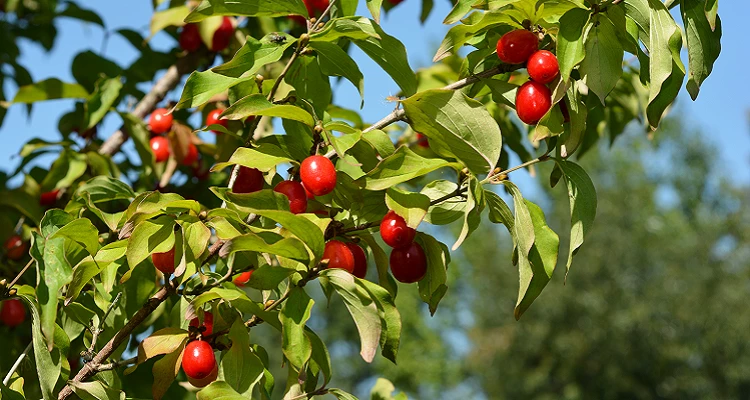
<box><xmin>1</xmin><ymin>1</ymin><xmax>746</xmax><ymax>184</ymax></box>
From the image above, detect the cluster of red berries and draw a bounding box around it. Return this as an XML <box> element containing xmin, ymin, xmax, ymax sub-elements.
<box><xmin>0</xmin><ymin>299</ymin><xmax>25</xmax><ymax>327</ymax></box>
<box><xmin>496</xmin><ymin>30</ymin><xmax>560</xmax><ymax>125</ymax></box>
<box><xmin>290</xmin><ymin>0</ymin><xmax>330</xmax><ymax>25</ymax></box>
<box><xmin>182</xmin><ymin>312</ymin><xmax>218</xmax><ymax>387</ymax></box>
<box><xmin>179</xmin><ymin>17</ymin><xmax>234</xmax><ymax>53</ymax></box>
<box><xmin>147</xmin><ymin>108</ymin><xmax>199</xmax><ymax>166</ymax></box>
<box><xmin>380</xmin><ymin>211</ymin><xmax>427</xmax><ymax>283</ymax></box>
<box><xmin>323</xmin><ymin>240</ymin><xmax>368</xmax><ymax>278</ymax></box>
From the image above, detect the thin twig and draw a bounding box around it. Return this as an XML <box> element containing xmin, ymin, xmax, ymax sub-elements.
<box><xmin>84</xmin><ymin>292</ymin><xmax>122</xmax><ymax>361</ymax></box>
<box><xmin>8</xmin><ymin>259</ymin><xmax>33</xmax><ymax>289</ymax></box>
<box><xmin>482</xmin><ymin>154</ymin><xmax>551</xmax><ymax>184</ymax></box>
<box><xmin>245</xmin><ymin>265</ymin><xmax>322</xmax><ymax>328</ymax></box>
<box><xmin>312</xmin><ymin>0</ymin><xmax>337</xmax><ymax>33</ymax></box>
<box><xmin>3</xmin><ymin>342</ymin><xmax>31</xmax><ymax>386</ymax></box>
<box><xmin>95</xmin><ymin>356</ymin><xmax>137</xmax><ymax>372</ymax></box>
<box><xmin>178</xmin><ymin>240</ymin><xmax>229</xmax><ymax>296</ymax></box>
<box><xmin>430</xmin><ymin>186</ymin><xmax>468</xmax><ymax>206</ymax></box>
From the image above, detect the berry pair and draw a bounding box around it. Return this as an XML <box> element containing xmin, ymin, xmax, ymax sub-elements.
<box><xmin>179</xmin><ymin>17</ymin><xmax>234</xmax><ymax>53</ymax></box>
<box><xmin>148</xmin><ymin>108</ymin><xmax>199</xmax><ymax>165</ymax></box>
<box><xmin>380</xmin><ymin>211</ymin><xmax>427</xmax><ymax>284</ymax></box>
<box><xmin>496</xmin><ymin>30</ymin><xmax>561</xmax><ymax>125</ymax></box>
<box><xmin>323</xmin><ymin>240</ymin><xmax>368</xmax><ymax>278</ymax></box>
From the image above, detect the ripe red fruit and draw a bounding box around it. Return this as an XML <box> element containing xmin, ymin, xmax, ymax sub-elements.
<box><xmin>346</xmin><ymin>242</ymin><xmax>368</xmax><ymax>279</ymax></box>
<box><xmin>515</xmin><ymin>81</ymin><xmax>553</xmax><ymax>125</ymax></box>
<box><xmin>152</xmin><ymin>247</ymin><xmax>176</xmax><ymax>274</ymax></box>
<box><xmin>303</xmin><ymin>184</ymin><xmax>315</xmax><ymax>199</ymax></box>
<box><xmin>527</xmin><ymin>50</ymin><xmax>560</xmax><ymax>84</ymax></box>
<box><xmin>0</xmin><ymin>299</ymin><xmax>26</xmax><ymax>327</ymax></box>
<box><xmin>389</xmin><ymin>242</ymin><xmax>427</xmax><ymax>283</ymax></box>
<box><xmin>4</xmin><ymin>235</ymin><xmax>27</xmax><ymax>261</ymax></box>
<box><xmin>181</xmin><ymin>143</ymin><xmax>199</xmax><ymax>166</ymax></box>
<box><xmin>150</xmin><ymin>136</ymin><xmax>170</xmax><ymax>163</ymax></box>
<box><xmin>233</xmin><ymin>270</ymin><xmax>253</xmax><ymax>286</ymax></box>
<box><xmin>189</xmin><ymin>312</ymin><xmax>214</xmax><ymax>336</ymax></box>
<box><xmin>496</xmin><ymin>30</ymin><xmax>539</xmax><ymax>65</ymax></box>
<box><xmin>40</xmin><ymin>189</ymin><xmax>60</xmax><ymax>207</ymax></box>
<box><xmin>149</xmin><ymin>108</ymin><xmax>173</xmax><ymax>135</ymax></box>
<box><xmin>179</xmin><ymin>23</ymin><xmax>202</xmax><ymax>52</ymax></box>
<box><xmin>211</xmin><ymin>17</ymin><xmax>234</xmax><ymax>52</ymax></box>
<box><xmin>233</xmin><ymin>166</ymin><xmax>264</xmax><ymax>194</ymax></box>
<box><xmin>300</xmin><ymin>155</ymin><xmax>337</xmax><ymax>196</ymax></box>
<box><xmin>274</xmin><ymin>181</ymin><xmax>308</xmax><ymax>214</ymax></box>
<box><xmin>188</xmin><ymin>363</ymin><xmax>218</xmax><ymax>388</ymax></box>
<box><xmin>181</xmin><ymin>340</ymin><xmax>217</xmax><ymax>380</ymax></box>
<box><xmin>380</xmin><ymin>211</ymin><xmax>416</xmax><ymax>249</ymax></box>
<box><xmin>323</xmin><ymin>240</ymin><xmax>355</xmax><ymax>273</ymax></box>
<box><xmin>416</xmin><ymin>133</ymin><xmax>429</xmax><ymax>148</ymax></box>
<box><xmin>206</xmin><ymin>109</ymin><xmax>227</xmax><ymax>134</ymax></box>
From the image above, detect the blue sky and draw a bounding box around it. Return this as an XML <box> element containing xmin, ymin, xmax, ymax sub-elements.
<box><xmin>1</xmin><ymin>0</ymin><xmax>746</xmax><ymax>185</ymax></box>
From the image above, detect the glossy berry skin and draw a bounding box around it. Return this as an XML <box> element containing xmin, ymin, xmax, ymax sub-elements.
<box><xmin>0</xmin><ymin>299</ymin><xmax>26</xmax><ymax>327</ymax></box>
<box><xmin>188</xmin><ymin>363</ymin><xmax>218</xmax><ymax>388</ymax></box>
<box><xmin>389</xmin><ymin>242</ymin><xmax>427</xmax><ymax>284</ymax></box>
<box><xmin>189</xmin><ymin>312</ymin><xmax>214</xmax><ymax>336</ymax></box>
<box><xmin>179</xmin><ymin>23</ymin><xmax>202</xmax><ymax>52</ymax></box>
<box><xmin>40</xmin><ymin>189</ymin><xmax>60</xmax><ymax>207</ymax></box>
<box><xmin>416</xmin><ymin>133</ymin><xmax>429</xmax><ymax>148</ymax></box>
<box><xmin>211</xmin><ymin>17</ymin><xmax>234</xmax><ymax>52</ymax></box>
<box><xmin>206</xmin><ymin>109</ymin><xmax>227</xmax><ymax>134</ymax></box>
<box><xmin>152</xmin><ymin>247</ymin><xmax>176</xmax><ymax>274</ymax></box>
<box><xmin>274</xmin><ymin>181</ymin><xmax>308</xmax><ymax>214</ymax></box>
<box><xmin>515</xmin><ymin>81</ymin><xmax>553</xmax><ymax>125</ymax></box>
<box><xmin>4</xmin><ymin>235</ymin><xmax>27</xmax><ymax>261</ymax></box>
<box><xmin>150</xmin><ymin>137</ymin><xmax>170</xmax><ymax>163</ymax></box>
<box><xmin>303</xmin><ymin>184</ymin><xmax>315</xmax><ymax>199</ymax></box>
<box><xmin>527</xmin><ymin>50</ymin><xmax>560</xmax><ymax>84</ymax></box>
<box><xmin>149</xmin><ymin>108</ymin><xmax>173</xmax><ymax>135</ymax></box>
<box><xmin>496</xmin><ymin>30</ymin><xmax>539</xmax><ymax>65</ymax></box>
<box><xmin>233</xmin><ymin>270</ymin><xmax>253</xmax><ymax>286</ymax></box>
<box><xmin>181</xmin><ymin>143</ymin><xmax>199</xmax><ymax>166</ymax></box>
<box><xmin>233</xmin><ymin>167</ymin><xmax>264</xmax><ymax>194</ymax></box>
<box><xmin>323</xmin><ymin>240</ymin><xmax>355</xmax><ymax>274</ymax></box>
<box><xmin>300</xmin><ymin>155</ymin><xmax>337</xmax><ymax>196</ymax></box>
<box><xmin>346</xmin><ymin>242</ymin><xmax>368</xmax><ymax>279</ymax></box>
<box><xmin>181</xmin><ymin>340</ymin><xmax>216</xmax><ymax>380</ymax></box>
<box><xmin>380</xmin><ymin>211</ymin><xmax>416</xmax><ymax>249</ymax></box>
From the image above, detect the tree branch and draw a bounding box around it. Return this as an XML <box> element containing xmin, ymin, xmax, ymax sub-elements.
<box><xmin>3</xmin><ymin>342</ymin><xmax>31</xmax><ymax>386</ymax></box>
<box><xmin>94</xmin><ymin>356</ymin><xmax>137</xmax><ymax>373</ymax></box>
<box><xmin>99</xmin><ymin>51</ymin><xmax>204</xmax><ymax>156</ymax></box>
<box><xmin>83</xmin><ymin>292</ymin><xmax>122</xmax><ymax>361</ymax></box>
<box><xmin>482</xmin><ymin>154</ymin><xmax>552</xmax><ymax>184</ymax></box>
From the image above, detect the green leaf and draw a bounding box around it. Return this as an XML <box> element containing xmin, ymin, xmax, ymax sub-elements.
<box><xmin>421</xmin><ymin>180</ymin><xmax>467</xmax><ymax>225</ymax></box>
<box><xmin>352</xmin><ymin>20</ymin><xmax>417</xmax><ymax>97</ymax></box>
<box><xmin>501</xmin><ymin>181</ymin><xmax>535</xmax><ymax>258</ymax></box>
<box><xmin>310</xmin><ymin>17</ymin><xmax>380</xmax><ymax>42</ymax></box>
<box><xmin>66</xmin><ymin>240</ymin><xmax>127</xmax><ymax>303</ymax></box>
<box><xmin>120</xmin><ymin>112</ymin><xmax>156</xmax><ymax>179</ymax></box>
<box><xmin>366</xmin><ymin>0</ymin><xmax>384</xmax><ymax>22</ymax></box>
<box><xmin>176</xmin><ymin>70</ymin><xmax>251</xmax><ymax>110</ymax></box>
<box><xmin>0</xmin><ymin>189</ymin><xmax>44</xmax><ymax>222</ymax></box>
<box><xmin>370</xmin><ymin>378</ymin><xmax>407</xmax><ymax>400</ymax></box>
<box><xmin>136</xmin><ymin>328</ymin><xmax>189</xmax><ymax>364</ymax></box>
<box><xmin>186</xmin><ymin>0</ymin><xmax>309</xmax><ymax>22</ymax></box>
<box><xmin>126</xmin><ymin>215</ymin><xmax>176</xmax><ymax>272</ymax></box>
<box><xmin>557</xmin><ymin>8</ymin><xmax>590</xmax><ymax>82</ymax></box>
<box><xmin>403</xmin><ymin>89</ymin><xmax>502</xmax><ymax>175</ymax></box>
<box><xmin>213</xmin><ymin>32</ymin><xmax>295</xmax><ymax>78</ymax></box>
<box><xmin>680</xmin><ymin>0</ymin><xmax>721</xmax><ymax>100</ymax></box>
<box><xmin>32</xmin><ymin>235</ymin><xmax>73</xmax><ymax>350</ymax></box>
<box><xmin>285</xmin><ymin>55</ymin><xmax>332</xmax><ymax>118</ymax></box>
<box><xmin>579</xmin><ymin>15</ymin><xmax>622</xmax><ymax>104</ymax></box>
<box><xmin>485</xmin><ymin>189</ymin><xmax>514</xmax><ymax>227</ymax></box>
<box><xmin>361</xmin><ymin>129</ymin><xmax>395</xmax><ymax>157</ymax></box>
<box><xmin>18</xmin><ymin>294</ymin><xmax>60</xmax><ymax>400</ymax></box>
<box><xmin>358</xmin><ymin>279</ymin><xmax>401</xmax><ymax>364</ymax></box>
<box><xmin>70</xmin><ymin>381</ymin><xmax>126</xmax><ymax>400</ymax></box>
<box><xmin>359</xmin><ymin>146</ymin><xmax>454</xmax><ymax>191</ymax></box>
<box><xmin>12</xmin><ymin>78</ymin><xmax>89</xmax><ymax>103</ymax></box>
<box><xmin>559</xmin><ymin>83</ymin><xmax>588</xmax><ymax>157</ymax></box>
<box><xmin>321</xmin><ymin>269</ymin><xmax>381</xmax><ymax>362</ymax></box>
<box><xmin>221</xmin><ymin>94</ymin><xmax>315</xmax><ymax>126</ymax></box>
<box><xmin>175</xmin><ymin>218</ymin><xmax>211</xmax><ymax>281</ymax></box>
<box><xmin>238</xmin><ymin>264</ymin><xmax>295</xmax><ymax>290</ymax></box>
<box><xmin>151</xmin><ymin>340</ymin><xmax>187</xmax><ymax>400</ymax></box>
<box><xmin>213</xmin><ymin>144</ymin><xmax>294</xmax><ymax>173</ymax></box>
<box><xmin>280</xmin><ymin>287</ymin><xmax>314</xmax><ymax>370</ymax></box>
<box><xmin>41</xmin><ymin>150</ymin><xmax>88</xmax><ymax>191</ymax></box>
<box><xmin>329</xmin><ymin>388</ymin><xmax>360</xmax><ymax>400</ymax></box>
<box><xmin>58</xmin><ymin>2</ymin><xmax>105</xmax><ymax>26</ymax></box>
<box><xmin>556</xmin><ymin>159</ymin><xmax>597</xmax><ymax>273</ymax></box>
<box><xmin>71</xmin><ymin>51</ymin><xmax>123</xmax><ymax>94</ymax></box>
<box><xmin>483</xmin><ymin>78</ymin><xmax>517</xmax><ymax>108</ymax></box>
<box><xmin>359</xmin><ymin>234</ymin><xmax>398</xmax><ymax>298</ymax></box>
<box><xmin>444</xmin><ymin>0</ymin><xmax>478</xmax><ymax>24</ymax></box>
<box><xmin>220</xmin><ymin>319</ymin><xmax>264</xmax><ymax>395</ymax></box>
<box><xmin>514</xmin><ymin>200</ymin><xmax>559</xmax><ymax>319</ymax></box>
<box><xmin>197</xmin><ymin>382</ymin><xmax>246</xmax><ymax>400</ymax></box>
<box><xmin>150</xmin><ymin>5</ymin><xmax>190</xmax><ymax>37</ymax></box>
<box><xmin>49</xmin><ymin>218</ymin><xmax>101</xmax><ymax>257</ymax></box>
<box><xmin>434</xmin><ymin>10</ymin><xmax>519</xmax><ymax>62</ymax></box>
<box><xmin>416</xmin><ymin>233</ymin><xmax>450</xmax><ymax>315</ymax></box>
<box><xmin>219</xmin><ymin>231</ymin><xmax>310</xmax><ymax>264</ymax></box>
<box><xmin>310</xmin><ymin>41</ymin><xmax>365</xmax><ymax>105</ymax></box>
<box><xmin>385</xmin><ymin>188</ymin><xmax>430</xmax><ymax>229</ymax></box>
<box><xmin>453</xmin><ymin>176</ymin><xmax>484</xmax><ymax>250</ymax></box>
<box><xmin>306</xmin><ymin>328</ymin><xmax>333</xmax><ymax>384</ymax></box>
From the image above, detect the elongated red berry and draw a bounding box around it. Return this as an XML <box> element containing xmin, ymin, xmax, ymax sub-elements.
<box><xmin>527</xmin><ymin>50</ymin><xmax>560</xmax><ymax>84</ymax></box>
<box><xmin>390</xmin><ymin>242</ymin><xmax>427</xmax><ymax>283</ymax></box>
<box><xmin>274</xmin><ymin>181</ymin><xmax>308</xmax><ymax>214</ymax></box>
<box><xmin>346</xmin><ymin>242</ymin><xmax>368</xmax><ymax>279</ymax></box>
<box><xmin>233</xmin><ymin>270</ymin><xmax>253</xmax><ymax>286</ymax></box>
<box><xmin>40</xmin><ymin>189</ymin><xmax>60</xmax><ymax>207</ymax></box>
<box><xmin>323</xmin><ymin>240</ymin><xmax>355</xmax><ymax>273</ymax></box>
<box><xmin>300</xmin><ymin>155</ymin><xmax>337</xmax><ymax>196</ymax></box>
<box><xmin>496</xmin><ymin>30</ymin><xmax>539</xmax><ymax>65</ymax></box>
<box><xmin>233</xmin><ymin>167</ymin><xmax>264</xmax><ymax>194</ymax></box>
<box><xmin>150</xmin><ymin>137</ymin><xmax>170</xmax><ymax>163</ymax></box>
<box><xmin>181</xmin><ymin>143</ymin><xmax>199</xmax><ymax>166</ymax></box>
<box><xmin>189</xmin><ymin>312</ymin><xmax>214</xmax><ymax>336</ymax></box>
<box><xmin>211</xmin><ymin>17</ymin><xmax>234</xmax><ymax>52</ymax></box>
<box><xmin>206</xmin><ymin>109</ymin><xmax>227</xmax><ymax>134</ymax></box>
<box><xmin>149</xmin><ymin>108</ymin><xmax>173</xmax><ymax>135</ymax></box>
<box><xmin>515</xmin><ymin>81</ymin><xmax>552</xmax><ymax>125</ymax></box>
<box><xmin>182</xmin><ymin>340</ymin><xmax>216</xmax><ymax>380</ymax></box>
<box><xmin>380</xmin><ymin>211</ymin><xmax>416</xmax><ymax>249</ymax></box>
<box><xmin>179</xmin><ymin>23</ymin><xmax>202</xmax><ymax>52</ymax></box>
<box><xmin>152</xmin><ymin>247</ymin><xmax>176</xmax><ymax>274</ymax></box>
<box><xmin>4</xmin><ymin>235</ymin><xmax>27</xmax><ymax>261</ymax></box>
<box><xmin>0</xmin><ymin>299</ymin><xmax>25</xmax><ymax>327</ymax></box>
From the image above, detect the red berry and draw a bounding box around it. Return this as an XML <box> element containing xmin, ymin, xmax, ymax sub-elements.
<box><xmin>380</xmin><ymin>211</ymin><xmax>416</xmax><ymax>249</ymax></box>
<box><xmin>181</xmin><ymin>143</ymin><xmax>199</xmax><ymax>166</ymax></box>
<box><xmin>149</xmin><ymin>108</ymin><xmax>173</xmax><ymax>135</ymax></box>
<box><xmin>496</xmin><ymin>30</ymin><xmax>539</xmax><ymax>65</ymax></box>
<box><xmin>233</xmin><ymin>270</ymin><xmax>253</xmax><ymax>286</ymax></box>
<box><xmin>179</xmin><ymin>23</ymin><xmax>202</xmax><ymax>52</ymax></box>
<box><xmin>188</xmin><ymin>363</ymin><xmax>218</xmax><ymax>388</ymax></box>
<box><xmin>205</xmin><ymin>109</ymin><xmax>227</xmax><ymax>134</ymax></box>
<box><xmin>211</xmin><ymin>17</ymin><xmax>234</xmax><ymax>52</ymax></box>
<box><xmin>150</xmin><ymin>136</ymin><xmax>170</xmax><ymax>163</ymax></box>
<box><xmin>233</xmin><ymin>166</ymin><xmax>264</xmax><ymax>194</ymax></box>
<box><xmin>181</xmin><ymin>340</ymin><xmax>216</xmax><ymax>380</ymax></box>
<box><xmin>346</xmin><ymin>242</ymin><xmax>368</xmax><ymax>279</ymax></box>
<box><xmin>40</xmin><ymin>189</ymin><xmax>60</xmax><ymax>207</ymax></box>
<box><xmin>527</xmin><ymin>50</ymin><xmax>559</xmax><ymax>84</ymax></box>
<box><xmin>152</xmin><ymin>247</ymin><xmax>176</xmax><ymax>274</ymax></box>
<box><xmin>323</xmin><ymin>240</ymin><xmax>355</xmax><ymax>274</ymax></box>
<box><xmin>416</xmin><ymin>133</ymin><xmax>429</xmax><ymax>148</ymax></box>
<box><xmin>189</xmin><ymin>312</ymin><xmax>214</xmax><ymax>336</ymax></box>
<box><xmin>274</xmin><ymin>181</ymin><xmax>308</xmax><ymax>214</ymax></box>
<box><xmin>300</xmin><ymin>155</ymin><xmax>337</xmax><ymax>196</ymax></box>
<box><xmin>303</xmin><ymin>184</ymin><xmax>315</xmax><ymax>200</ymax></box>
<box><xmin>389</xmin><ymin>242</ymin><xmax>427</xmax><ymax>283</ymax></box>
<box><xmin>4</xmin><ymin>235</ymin><xmax>27</xmax><ymax>261</ymax></box>
<box><xmin>0</xmin><ymin>299</ymin><xmax>25</xmax><ymax>327</ymax></box>
<box><xmin>515</xmin><ymin>81</ymin><xmax>552</xmax><ymax>125</ymax></box>
<box><xmin>387</xmin><ymin>0</ymin><xmax>404</xmax><ymax>4</ymax></box>
<box><xmin>245</xmin><ymin>116</ymin><xmax>255</xmax><ymax>125</ymax></box>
